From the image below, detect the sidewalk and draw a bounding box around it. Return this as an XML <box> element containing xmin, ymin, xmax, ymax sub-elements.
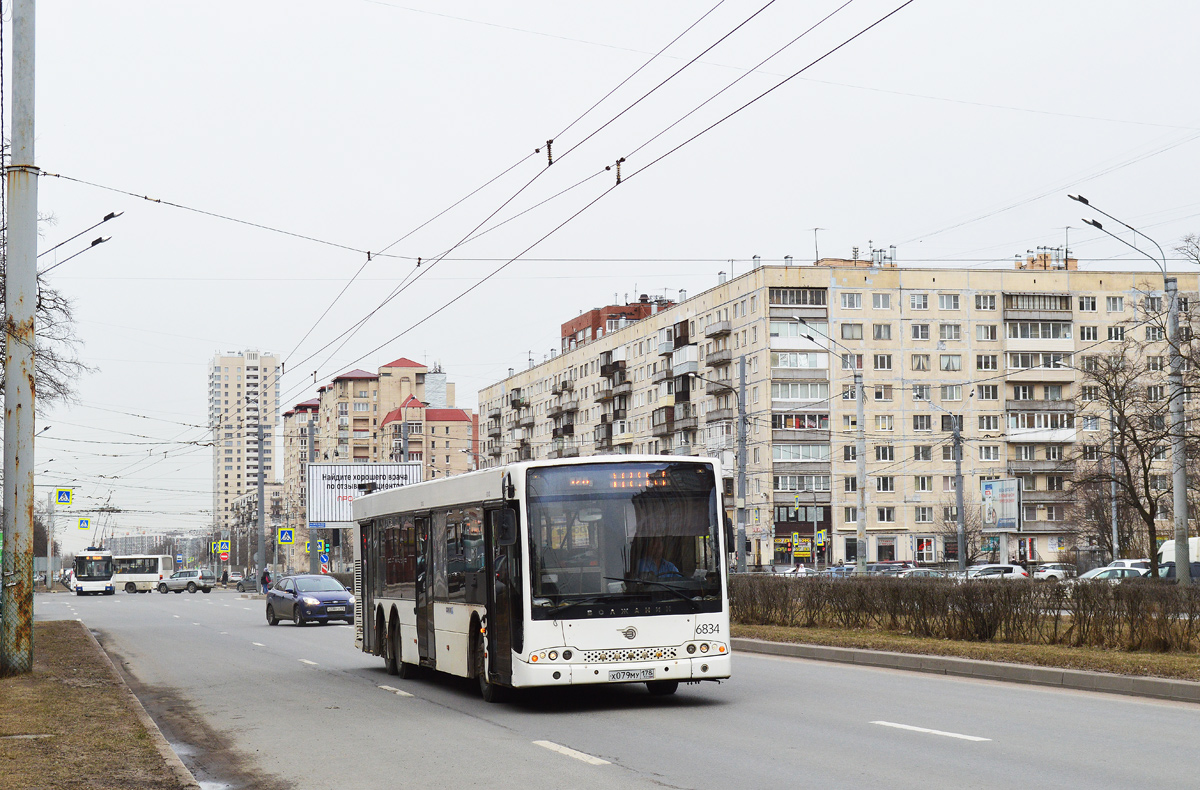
<box><xmin>734</xmin><ymin>637</ymin><xmax>1200</xmax><ymax>704</ymax></box>
<box><xmin>0</xmin><ymin>619</ymin><xmax>197</xmax><ymax>790</ymax></box>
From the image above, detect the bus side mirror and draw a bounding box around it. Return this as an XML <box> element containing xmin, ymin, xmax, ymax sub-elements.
<box><xmin>724</xmin><ymin>515</ymin><xmax>734</xmax><ymax>552</ymax></box>
<box><xmin>496</xmin><ymin>509</ymin><xmax>518</xmax><ymax>546</ymax></box>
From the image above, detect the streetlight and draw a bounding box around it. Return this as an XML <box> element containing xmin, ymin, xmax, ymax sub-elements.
<box><xmin>1070</xmin><ymin>194</ymin><xmax>1189</xmax><ymax>585</ymax></box>
<box><xmin>793</xmin><ymin>317</ymin><xmax>867</xmax><ymax>575</ymax></box>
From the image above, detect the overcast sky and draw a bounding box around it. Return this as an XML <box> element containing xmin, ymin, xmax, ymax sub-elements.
<box><xmin>24</xmin><ymin>1</ymin><xmax>1199</xmax><ymax>555</ymax></box>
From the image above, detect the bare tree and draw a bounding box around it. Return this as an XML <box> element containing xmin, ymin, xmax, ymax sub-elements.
<box><xmin>934</xmin><ymin>499</ymin><xmax>990</xmax><ymax>567</ymax></box>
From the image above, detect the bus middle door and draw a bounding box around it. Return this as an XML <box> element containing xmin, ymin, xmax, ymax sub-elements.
<box><xmin>414</xmin><ymin>515</ymin><xmax>436</xmax><ymax>668</ymax></box>
<box><xmin>484</xmin><ymin>507</ymin><xmax>518</xmax><ymax>685</ymax></box>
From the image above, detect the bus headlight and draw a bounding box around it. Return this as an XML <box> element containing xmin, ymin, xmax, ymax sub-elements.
<box><xmin>548</xmin><ymin>651</ymin><xmax>558</xmax><ymax>661</ymax></box>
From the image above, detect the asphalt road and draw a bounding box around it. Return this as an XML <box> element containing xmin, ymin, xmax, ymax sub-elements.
<box><xmin>36</xmin><ymin>589</ymin><xmax>1200</xmax><ymax>790</ymax></box>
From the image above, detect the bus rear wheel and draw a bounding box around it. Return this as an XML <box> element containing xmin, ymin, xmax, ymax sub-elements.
<box><xmin>125</xmin><ymin>583</ymin><xmax>137</xmax><ymax>594</ymax></box>
<box><xmin>647</xmin><ymin>680</ymin><xmax>679</xmax><ymax>696</ymax></box>
<box><xmin>384</xmin><ymin>622</ymin><xmax>399</xmax><ymax>675</ymax></box>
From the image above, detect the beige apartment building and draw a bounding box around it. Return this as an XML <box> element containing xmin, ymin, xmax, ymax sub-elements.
<box><xmin>229</xmin><ymin>483</ymin><xmax>284</xmax><ymax>572</ymax></box>
<box><xmin>280</xmin><ymin>358</ymin><xmax>478</xmax><ymax>562</ymax></box>
<box><xmin>209</xmin><ymin>350</ymin><xmax>280</xmax><ymax>534</ymax></box>
<box><xmin>478</xmin><ymin>258</ymin><xmax>1198</xmax><ymax>567</ymax></box>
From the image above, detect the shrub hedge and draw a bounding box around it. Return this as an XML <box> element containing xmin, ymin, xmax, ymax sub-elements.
<box><xmin>729</xmin><ymin>575</ymin><xmax>1200</xmax><ymax>652</ymax></box>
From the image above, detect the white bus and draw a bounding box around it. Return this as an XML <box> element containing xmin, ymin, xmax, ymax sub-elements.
<box><xmin>352</xmin><ymin>456</ymin><xmax>731</xmax><ymax>702</ymax></box>
<box><xmin>112</xmin><ymin>554</ymin><xmax>175</xmax><ymax>593</ymax></box>
<box><xmin>73</xmin><ymin>548</ymin><xmax>115</xmax><ymax>595</ymax></box>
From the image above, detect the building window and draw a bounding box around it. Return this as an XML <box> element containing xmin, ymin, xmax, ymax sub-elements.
<box><xmin>1147</xmin><ymin>326</ymin><xmax>1165</xmax><ymax>341</ymax></box>
<box><xmin>940</xmin><ymin>355</ymin><xmax>962</xmax><ymax>371</ymax></box>
<box><xmin>844</xmin><ymin>507</ymin><xmax>858</xmax><ymax>524</ymax></box>
<box><xmin>977</xmin><ymin>355</ymin><xmax>998</xmax><ymax>371</ymax></box>
<box><xmin>913</xmin><ymin>446</ymin><xmax>932</xmax><ymax>461</ymax></box>
<box><xmin>1079</xmin><ymin>296</ymin><xmax>1097</xmax><ymax>312</ymax></box>
<box><xmin>841</xmin><ymin>353</ymin><xmax>864</xmax><ymax>370</ymax></box>
<box><xmin>873</xmin><ymin>323</ymin><xmax>892</xmax><ymax>340</ymax></box>
<box><xmin>844</xmin><ymin>476</ymin><xmax>857</xmax><ymax>492</ymax></box>
<box><xmin>942</xmin><ymin>445</ymin><xmax>962</xmax><ymax>461</ymax></box>
<box><xmin>938</xmin><ymin>294</ymin><xmax>960</xmax><ymax>310</ymax></box>
<box><xmin>872</xmin><ymin>293</ymin><xmax>891</xmax><ymax>309</ymax></box>
<box><xmin>977</xmin><ymin>385</ymin><xmax>998</xmax><ymax>400</ymax></box>
<box><xmin>1107</xmin><ymin>296</ymin><xmax>1124</xmax><ymax>312</ymax></box>
<box><xmin>875</xmin><ymin>445</ymin><xmax>895</xmax><ymax>461</ymax></box>
<box><xmin>915</xmin><ymin>508</ymin><xmax>933</xmax><ymax>524</ymax></box>
<box><xmin>844</xmin><ymin>445</ymin><xmax>857</xmax><ymax>461</ymax></box>
<box><xmin>1080</xmin><ymin>326</ymin><xmax>1098</xmax><ymax>341</ymax></box>
<box><xmin>876</xmin><ymin>507</ymin><xmax>895</xmax><ymax>523</ymax></box>
<box><xmin>975</xmin><ymin>294</ymin><xmax>996</xmax><ymax>311</ymax></box>
<box><xmin>976</xmin><ymin>325</ymin><xmax>997</xmax><ymax>341</ymax></box>
<box><xmin>939</xmin><ymin>324</ymin><xmax>962</xmax><ymax>341</ymax></box>
<box><xmin>979</xmin><ymin>415</ymin><xmax>1000</xmax><ymax>431</ymax></box>
<box><xmin>911</xmin><ymin>354</ymin><xmax>930</xmax><ymax>371</ymax></box>
<box><xmin>940</xmin><ymin>385</ymin><xmax>962</xmax><ymax>401</ymax></box>
<box><xmin>913</xmin><ymin>414</ymin><xmax>932</xmax><ymax>431</ymax></box>
<box><xmin>874</xmin><ymin>354</ymin><xmax>892</xmax><ymax>371</ymax></box>
<box><xmin>875</xmin><ymin>415</ymin><xmax>894</xmax><ymax>431</ymax></box>
<box><xmin>841</xmin><ymin>293</ymin><xmax>862</xmax><ymax>309</ymax></box>
<box><xmin>915</xmin><ymin>476</ymin><xmax>932</xmax><ymax>492</ymax></box>
<box><xmin>842</xmin><ymin>323</ymin><xmax>863</xmax><ymax>340</ymax></box>
<box><xmin>912</xmin><ymin>384</ymin><xmax>931</xmax><ymax>401</ymax></box>
<box><xmin>911</xmin><ymin>324</ymin><xmax>930</xmax><ymax>340</ymax></box>
<box><xmin>874</xmin><ymin>385</ymin><xmax>893</xmax><ymax>401</ymax></box>
<box><xmin>980</xmin><ymin>445</ymin><xmax>1000</xmax><ymax>461</ymax></box>
<box><xmin>910</xmin><ymin>293</ymin><xmax>928</xmax><ymax>310</ymax></box>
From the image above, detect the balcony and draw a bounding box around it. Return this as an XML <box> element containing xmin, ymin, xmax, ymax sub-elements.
<box><xmin>1007</xmin><ymin>460</ymin><xmax>1076</xmax><ymax>474</ymax></box>
<box><xmin>707</xmin><ymin>407</ymin><xmax>736</xmax><ymax>423</ymax></box>
<box><xmin>673</xmin><ymin>443</ymin><xmax>695</xmax><ymax>456</ymax></box>
<box><xmin>600</xmin><ymin>360</ymin><xmax>626</xmax><ymax>378</ymax></box>
<box><xmin>600</xmin><ymin>409</ymin><xmax>627</xmax><ymax>424</ymax></box>
<box><xmin>612</xmin><ymin>381</ymin><xmax>632</xmax><ymax>397</ymax></box>
<box><xmin>706</xmin><ymin>348</ymin><xmax>732</xmax><ymax>367</ymax></box>
<box><xmin>517</xmin><ymin>446</ymin><xmax>533</xmax><ymax>461</ymax></box>
<box><xmin>1020</xmin><ymin>489</ymin><xmax>1071</xmax><ymax>504</ymax></box>
<box><xmin>651</xmin><ymin>367</ymin><xmax>672</xmax><ymax>384</ymax></box>
<box><xmin>488</xmin><ymin>446</ymin><xmax>502</xmax><ymax>458</ymax></box>
<box><xmin>1005</xmin><ymin>400</ymin><xmax>1076</xmax><ymax>412</ymax></box>
<box><xmin>518</xmin><ymin>414</ymin><xmax>534</xmax><ymax>428</ymax></box>
<box><xmin>487</xmin><ymin>422</ymin><xmax>501</xmax><ymax>438</ymax></box>
<box><xmin>552</xmin><ymin>424</ymin><xmax>575</xmax><ymax>439</ymax></box>
<box><xmin>709</xmin><ymin>375</ymin><xmax>734</xmax><ymax>393</ymax></box>
<box><xmin>652</xmin><ymin>418</ymin><xmax>675</xmax><ymax>438</ymax></box>
<box><xmin>674</xmin><ymin>416</ymin><xmax>698</xmax><ymax>431</ymax></box>
<box><xmin>487</xmin><ymin>407</ymin><xmax>501</xmax><ymax>420</ymax></box>
<box><xmin>771</xmin><ymin>368</ymin><xmax>828</xmax><ymax>380</ymax></box>
<box><xmin>551</xmin><ymin>379</ymin><xmax>575</xmax><ymax>395</ymax></box>
<box><xmin>508</xmin><ymin>390</ymin><xmax>525</xmax><ymax>409</ymax></box>
<box><xmin>548</xmin><ymin>441</ymin><xmax>580</xmax><ymax>460</ymax></box>
<box><xmin>658</xmin><ymin>341</ymin><xmax>674</xmax><ymax>357</ymax></box>
<box><xmin>705</xmin><ymin>320</ymin><xmax>733</xmax><ymax>338</ymax></box>
<box><xmin>595</xmin><ymin>383</ymin><xmax>615</xmax><ymax>403</ymax></box>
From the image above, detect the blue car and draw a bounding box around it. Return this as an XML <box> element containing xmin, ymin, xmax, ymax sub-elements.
<box><xmin>266</xmin><ymin>574</ymin><xmax>355</xmax><ymax>626</ymax></box>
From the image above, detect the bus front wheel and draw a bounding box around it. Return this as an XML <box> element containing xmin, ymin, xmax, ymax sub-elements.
<box><xmin>474</xmin><ymin>631</ymin><xmax>508</xmax><ymax>703</ymax></box>
<box><xmin>125</xmin><ymin>583</ymin><xmax>137</xmax><ymax>594</ymax></box>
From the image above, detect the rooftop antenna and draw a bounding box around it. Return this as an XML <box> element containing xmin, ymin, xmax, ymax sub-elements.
<box><xmin>811</xmin><ymin>228</ymin><xmax>825</xmax><ymax>263</ymax></box>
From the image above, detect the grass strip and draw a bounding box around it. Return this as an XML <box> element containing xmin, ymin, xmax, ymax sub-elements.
<box><xmin>0</xmin><ymin>620</ymin><xmax>187</xmax><ymax>790</ymax></box>
<box><xmin>733</xmin><ymin>623</ymin><xmax>1200</xmax><ymax>682</ymax></box>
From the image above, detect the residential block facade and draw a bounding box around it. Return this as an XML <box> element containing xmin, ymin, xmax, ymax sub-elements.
<box><xmin>209</xmin><ymin>350</ymin><xmax>280</xmax><ymax>534</ymax></box>
<box><xmin>478</xmin><ymin>261</ymin><xmax>1198</xmax><ymax>567</ymax></box>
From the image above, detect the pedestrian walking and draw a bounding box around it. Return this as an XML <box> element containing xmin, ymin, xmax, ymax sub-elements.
<box><xmin>221</xmin><ymin>569</ymin><xmax>229</xmax><ymax>588</ymax></box>
<box><xmin>260</xmin><ymin>567</ymin><xmax>271</xmax><ymax>594</ymax></box>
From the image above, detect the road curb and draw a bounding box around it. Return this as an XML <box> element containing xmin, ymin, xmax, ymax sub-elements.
<box><xmin>731</xmin><ymin>637</ymin><xmax>1200</xmax><ymax>705</ymax></box>
<box><xmin>81</xmin><ymin>625</ymin><xmax>202</xmax><ymax>789</ymax></box>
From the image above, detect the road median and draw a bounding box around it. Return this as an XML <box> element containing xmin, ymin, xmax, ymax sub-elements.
<box><xmin>0</xmin><ymin>620</ymin><xmax>197</xmax><ymax>790</ymax></box>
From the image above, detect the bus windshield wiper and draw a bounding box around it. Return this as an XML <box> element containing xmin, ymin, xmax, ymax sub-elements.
<box><xmin>603</xmin><ymin>577</ymin><xmax>700</xmax><ymax>612</ymax></box>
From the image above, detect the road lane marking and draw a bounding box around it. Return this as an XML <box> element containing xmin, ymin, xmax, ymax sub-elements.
<box><xmin>192</xmin><ymin>623</ymin><xmax>200</xmax><ymax>626</ymax></box>
<box><xmin>532</xmin><ymin>741</ymin><xmax>610</xmax><ymax>765</ymax></box>
<box><xmin>870</xmin><ymin>721</ymin><xmax>991</xmax><ymax>742</ymax></box>
<box><xmin>252</xmin><ymin>642</ymin><xmax>265</xmax><ymax>647</ymax></box>
<box><xmin>173</xmin><ymin>615</ymin><xmax>180</xmax><ymax>619</ymax></box>
<box><xmin>220</xmin><ymin>632</ymin><xmax>229</xmax><ymax>635</ymax></box>
<box><xmin>299</xmin><ymin>659</ymin><xmax>318</xmax><ymax>666</ymax></box>
<box><xmin>378</xmin><ymin>685</ymin><xmax>413</xmax><ymax>697</ymax></box>
<box><xmin>243</xmin><ymin>607</ymin><xmax>251</xmax><ymax>611</ymax></box>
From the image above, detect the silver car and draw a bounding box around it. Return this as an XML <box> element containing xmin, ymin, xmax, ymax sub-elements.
<box><xmin>157</xmin><ymin>569</ymin><xmax>216</xmax><ymax>594</ymax></box>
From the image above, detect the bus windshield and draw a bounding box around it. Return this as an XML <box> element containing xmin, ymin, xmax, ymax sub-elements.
<box><xmin>75</xmin><ymin>555</ymin><xmax>114</xmax><ymax>581</ymax></box>
<box><xmin>526</xmin><ymin>461</ymin><xmax>722</xmax><ymax>620</ymax></box>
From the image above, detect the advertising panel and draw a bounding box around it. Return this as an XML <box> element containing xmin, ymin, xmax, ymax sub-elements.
<box><xmin>306</xmin><ymin>463</ymin><xmax>422</xmax><ymax>527</ymax></box>
<box><xmin>981</xmin><ymin>478</ymin><xmax>1020</xmax><ymax>532</ymax></box>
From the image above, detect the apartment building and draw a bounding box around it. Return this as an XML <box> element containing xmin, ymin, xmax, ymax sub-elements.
<box><xmin>478</xmin><ymin>259</ymin><xmax>1199</xmax><ymax>567</ymax></box>
<box><xmin>230</xmin><ymin>483</ymin><xmax>284</xmax><ymax>571</ymax></box>
<box><xmin>209</xmin><ymin>350</ymin><xmax>280</xmax><ymax>533</ymax></box>
<box><xmin>280</xmin><ymin>358</ymin><xmax>477</xmax><ymax>562</ymax></box>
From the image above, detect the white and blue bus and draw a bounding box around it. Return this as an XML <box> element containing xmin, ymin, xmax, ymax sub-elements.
<box><xmin>353</xmin><ymin>456</ymin><xmax>730</xmax><ymax>702</ymax></box>
<box><xmin>112</xmin><ymin>554</ymin><xmax>175</xmax><ymax>593</ymax></box>
<box><xmin>73</xmin><ymin>548</ymin><xmax>115</xmax><ymax>595</ymax></box>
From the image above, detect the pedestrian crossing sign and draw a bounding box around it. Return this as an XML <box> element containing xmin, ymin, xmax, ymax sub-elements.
<box><xmin>77</xmin><ymin>517</ymin><xmax>90</xmax><ymax>530</ymax></box>
<box><xmin>56</xmin><ymin>488</ymin><xmax>73</xmax><ymax>505</ymax></box>
<box><xmin>317</xmin><ymin>540</ymin><xmax>325</xmax><ymax>552</ymax></box>
<box><xmin>278</xmin><ymin>528</ymin><xmax>294</xmax><ymax>545</ymax></box>
<box><xmin>211</xmin><ymin>541</ymin><xmax>218</xmax><ymax>555</ymax></box>
<box><xmin>219</xmin><ymin>540</ymin><xmax>230</xmax><ymax>553</ymax></box>
<box><xmin>304</xmin><ymin>541</ymin><xmax>310</xmax><ymax>553</ymax></box>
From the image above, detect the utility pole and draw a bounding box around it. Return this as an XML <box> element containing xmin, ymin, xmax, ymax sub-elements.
<box><xmin>1167</xmin><ymin>276</ymin><xmax>1191</xmax><ymax>585</ymax></box>
<box><xmin>2</xmin><ymin>0</ymin><xmax>39</xmax><ymax>676</ymax></box>
<box><xmin>736</xmin><ymin>355</ymin><xmax>748</xmax><ymax>573</ymax></box>
<box><xmin>256</xmin><ymin>418</ymin><xmax>265</xmax><ymax>576</ymax></box>
<box><xmin>854</xmin><ymin>369</ymin><xmax>866</xmax><ymax>575</ymax></box>
<box><xmin>45</xmin><ymin>492</ymin><xmax>54</xmax><ymax>589</ymax></box>
<box><xmin>1109</xmin><ymin>404</ymin><xmax>1119</xmax><ymax>562</ymax></box>
<box><xmin>953</xmin><ymin>417</ymin><xmax>966</xmax><ymax>572</ymax></box>
<box><xmin>308</xmin><ymin>412</ymin><xmax>318</xmax><ymax>575</ymax></box>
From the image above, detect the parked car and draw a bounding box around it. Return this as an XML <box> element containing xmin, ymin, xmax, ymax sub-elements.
<box><xmin>1107</xmin><ymin>559</ymin><xmax>1150</xmax><ymax>571</ymax></box>
<box><xmin>1033</xmin><ymin>563</ymin><xmax>1076</xmax><ymax>581</ymax></box>
<box><xmin>895</xmin><ymin>568</ymin><xmax>947</xmax><ymax>579</ymax></box>
<box><xmin>822</xmin><ymin>565</ymin><xmax>856</xmax><ymax>577</ymax></box>
<box><xmin>266</xmin><ymin>574</ymin><xmax>355</xmax><ymax>626</ymax></box>
<box><xmin>227</xmin><ymin>571</ymin><xmax>244</xmax><ymax>586</ymax></box>
<box><xmin>1073</xmin><ymin>566</ymin><xmax>1145</xmax><ymax>584</ymax></box>
<box><xmin>157</xmin><ymin>569</ymin><xmax>216</xmax><ymax>594</ymax></box>
<box><xmin>1152</xmin><ymin>562</ymin><xmax>1200</xmax><ymax>580</ymax></box>
<box><xmin>773</xmin><ymin>565</ymin><xmax>820</xmax><ymax>577</ymax></box>
<box><xmin>867</xmin><ymin>561</ymin><xmax>914</xmax><ymax>575</ymax></box>
<box><xmin>966</xmin><ymin>564</ymin><xmax>1029</xmax><ymax>580</ymax></box>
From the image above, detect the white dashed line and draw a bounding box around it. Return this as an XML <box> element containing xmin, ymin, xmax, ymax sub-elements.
<box><xmin>192</xmin><ymin>623</ymin><xmax>200</xmax><ymax>626</ymax></box>
<box><xmin>870</xmin><ymin>721</ymin><xmax>991</xmax><ymax>742</ymax></box>
<box><xmin>532</xmin><ymin>741</ymin><xmax>610</xmax><ymax>765</ymax></box>
<box><xmin>173</xmin><ymin>615</ymin><xmax>180</xmax><ymax>619</ymax></box>
<box><xmin>252</xmin><ymin>642</ymin><xmax>265</xmax><ymax>647</ymax></box>
<box><xmin>220</xmin><ymin>632</ymin><xmax>229</xmax><ymax>635</ymax></box>
<box><xmin>299</xmin><ymin>659</ymin><xmax>318</xmax><ymax>666</ymax></box>
<box><xmin>378</xmin><ymin>685</ymin><xmax>413</xmax><ymax>697</ymax></box>
<box><xmin>243</xmin><ymin>607</ymin><xmax>251</xmax><ymax>611</ymax></box>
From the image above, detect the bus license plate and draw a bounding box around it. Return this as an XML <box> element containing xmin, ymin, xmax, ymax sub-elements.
<box><xmin>608</xmin><ymin>669</ymin><xmax>654</xmax><ymax>681</ymax></box>
<box><xmin>326</xmin><ymin>606</ymin><xmax>346</xmax><ymax>613</ymax></box>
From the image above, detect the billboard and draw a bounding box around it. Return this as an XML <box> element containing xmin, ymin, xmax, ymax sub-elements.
<box><xmin>981</xmin><ymin>478</ymin><xmax>1020</xmax><ymax>532</ymax></box>
<box><xmin>306</xmin><ymin>463</ymin><xmax>422</xmax><ymax>526</ymax></box>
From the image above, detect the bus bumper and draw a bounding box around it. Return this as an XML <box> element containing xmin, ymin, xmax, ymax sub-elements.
<box><xmin>511</xmin><ymin>652</ymin><xmax>731</xmax><ymax>687</ymax></box>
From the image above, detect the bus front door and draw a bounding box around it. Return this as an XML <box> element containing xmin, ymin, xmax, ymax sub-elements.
<box><xmin>415</xmin><ymin>515</ymin><xmax>436</xmax><ymax>668</ymax></box>
<box><xmin>485</xmin><ymin>507</ymin><xmax>515</xmax><ymax>684</ymax></box>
